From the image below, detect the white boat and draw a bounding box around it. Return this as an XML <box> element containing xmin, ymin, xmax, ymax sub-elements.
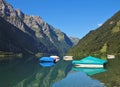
<box><xmin>63</xmin><ymin>56</ymin><xmax>73</xmax><ymax>61</ymax></box>
<box><xmin>50</xmin><ymin>56</ymin><xmax>60</xmax><ymax>62</ymax></box>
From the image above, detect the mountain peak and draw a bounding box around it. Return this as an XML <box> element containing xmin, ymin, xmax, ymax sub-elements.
<box><xmin>0</xmin><ymin>0</ymin><xmax>16</xmax><ymax>17</ymax></box>
<box><xmin>15</xmin><ymin>9</ymin><xmax>24</xmax><ymax>19</ymax></box>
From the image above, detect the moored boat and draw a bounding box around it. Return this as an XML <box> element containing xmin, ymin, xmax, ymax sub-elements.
<box><xmin>50</xmin><ymin>55</ymin><xmax>60</xmax><ymax>62</ymax></box>
<box><xmin>40</xmin><ymin>57</ymin><xmax>55</xmax><ymax>62</ymax></box>
<box><xmin>72</xmin><ymin>56</ymin><xmax>107</xmax><ymax>68</ymax></box>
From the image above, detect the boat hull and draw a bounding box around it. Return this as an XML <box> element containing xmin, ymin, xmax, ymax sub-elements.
<box><xmin>74</xmin><ymin>64</ymin><xmax>103</xmax><ymax>68</ymax></box>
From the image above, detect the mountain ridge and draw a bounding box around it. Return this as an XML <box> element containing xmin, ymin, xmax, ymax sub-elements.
<box><xmin>0</xmin><ymin>0</ymin><xmax>79</xmax><ymax>56</ymax></box>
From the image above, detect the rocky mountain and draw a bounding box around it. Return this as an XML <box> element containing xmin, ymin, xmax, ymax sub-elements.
<box><xmin>69</xmin><ymin>36</ymin><xmax>79</xmax><ymax>46</ymax></box>
<box><xmin>0</xmin><ymin>16</ymin><xmax>49</xmax><ymax>54</ymax></box>
<box><xmin>0</xmin><ymin>0</ymin><xmax>78</xmax><ymax>56</ymax></box>
<box><xmin>68</xmin><ymin>10</ymin><xmax>120</xmax><ymax>59</ymax></box>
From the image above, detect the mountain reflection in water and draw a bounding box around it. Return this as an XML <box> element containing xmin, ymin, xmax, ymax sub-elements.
<box><xmin>0</xmin><ymin>56</ymin><xmax>105</xmax><ymax>87</ymax></box>
<box><xmin>52</xmin><ymin>71</ymin><xmax>104</xmax><ymax>87</ymax></box>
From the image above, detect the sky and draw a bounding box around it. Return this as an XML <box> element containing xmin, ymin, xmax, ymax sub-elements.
<box><xmin>6</xmin><ymin>0</ymin><xmax>120</xmax><ymax>38</ymax></box>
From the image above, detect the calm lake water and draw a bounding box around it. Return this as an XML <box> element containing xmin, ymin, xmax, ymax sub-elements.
<box><xmin>0</xmin><ymin>56</ymin><xmax>106</xmax><ymax>87</ymax></box>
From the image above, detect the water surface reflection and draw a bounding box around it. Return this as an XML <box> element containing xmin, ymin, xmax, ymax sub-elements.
<box><xmin>52</xmin><ymin>71</ymin><xmax>104</xmax><ymax>87</ymax></box>
<box><xmin>0</xmin><ymin>56</ymin><xmax>105</xmax><ymax>87</ymax></box>
<box><xmin>39</xmin><ymin>62</ymin><xmax>55</xmax><ymax>67</ymax></box>
<box><xmin>72</xmin><ymin>67</ymin><xmax>107</xmax><ymax>75</ymax></box>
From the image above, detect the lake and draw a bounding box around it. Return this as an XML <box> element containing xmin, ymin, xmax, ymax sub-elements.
<box><xmin>0</xmin><ymin>56</ymin><xmax>106</xmax><ymax>87</ymax></box>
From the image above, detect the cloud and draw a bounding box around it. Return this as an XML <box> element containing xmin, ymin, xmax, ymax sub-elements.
<box><xmin>98</xmin><ymin>23</ymin><xmax>103</xmax><ymax>27</ymax></box>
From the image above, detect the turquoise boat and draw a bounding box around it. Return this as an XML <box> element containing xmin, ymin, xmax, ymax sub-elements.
<box><xmin>72</xmin><ymin>56</ymin><xmax>107</xmax><ymax>68</ymax></box>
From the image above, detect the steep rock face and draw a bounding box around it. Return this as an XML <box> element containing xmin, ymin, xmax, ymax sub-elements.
<box><xmin>69</xmin><ymin>37</ymin><xmax>79</xmax><ymax>46</ymax></box>
<box><xmin>68</xmin><ymin>11</ymin><xmax>120</xmax><ymax>59</ymax></box>
<box><xmin>0</xmin><ymin>16</ymin><xmax>48</xmax><ymax>54</ymax></box>
<box><xmin>0</xmin><ymin>0</ymin><xmax>16</xmax><ymax>17</ymax></box>
<box><xmin>23</xmin><ymin>14</ymin><xmax>73</xmax><ymax>55</ymax></box>
<box><xmin>0</xmin><ymin>0</ymin><xmax>35</xmax><ymax>35</ymax></box>
<box><xmin>0</xmin><ymin>0</ymin><xmax>75</xmax><ymax>56</ymax></box>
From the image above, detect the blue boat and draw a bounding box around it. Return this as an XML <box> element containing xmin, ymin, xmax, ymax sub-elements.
<box><xmin>39</xmin><ymin>57</ymin><xmax>55</xmax><ymax>62</ymax></box>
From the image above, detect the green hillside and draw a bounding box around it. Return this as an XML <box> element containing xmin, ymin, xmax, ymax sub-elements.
<box><xmin>68</xmin><ymin>11</ymin><xmax>120</xmax><ymax>59</ymax></box>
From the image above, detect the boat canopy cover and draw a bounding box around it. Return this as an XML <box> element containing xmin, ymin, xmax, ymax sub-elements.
<box><xmin>72</xmin><ymin>56</ymin><xmax>107</xmax><ymax>64</ymax></box>
<box><xmin>40</xmin><ymin>57</ymin><xmax>55</xmax><ymax>62</ymax></box>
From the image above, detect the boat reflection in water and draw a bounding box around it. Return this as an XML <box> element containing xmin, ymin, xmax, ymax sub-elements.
<box><xmin>39</xmin><ymin>57</ymin><xmax>56</xmax><ymax>67</ymax></box>
<box><xmin>72</xmin><ymin>67</ymin><xmax>107</xmax><ymax>75</ymax></box>
<box><xmin>39</xmin><ymin>62</ymin><xmax>55</xmax><ymax>67</ymax></box>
